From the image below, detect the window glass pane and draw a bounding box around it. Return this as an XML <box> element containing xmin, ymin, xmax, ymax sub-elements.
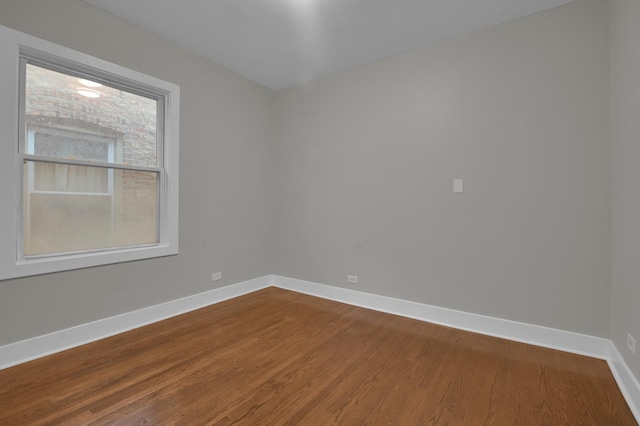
<box><xmin>34</xmin><ymin>129</ymin><xmax>110</xmax><ymax>162</ymax></box>
<box><xmin>25</xmin><ymin>63</ymin><xmax>158</xmax><ymax>168</ymax></box>
<box><xmin>32</xmin><ymin>162</ymin><xmax>109</xmax><ymax>193</ymax></box>
<box><xmin>24</xmin><ymin>161</ymin><xmax>159</xmax><ymax>256</ymax></box>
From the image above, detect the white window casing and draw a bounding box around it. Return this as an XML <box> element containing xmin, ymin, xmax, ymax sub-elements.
<box><xmin>0</xmin><ymin>24</ymin><xmax>180</xmax><ymax>280</ymax></box>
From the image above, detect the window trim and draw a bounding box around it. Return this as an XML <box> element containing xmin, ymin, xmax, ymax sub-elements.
<box><xmin>0</xmin><ymin>24</ymin><xmax>180</xmax><ymax>280</ymax></box>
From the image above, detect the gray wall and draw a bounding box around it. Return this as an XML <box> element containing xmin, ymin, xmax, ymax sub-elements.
<box><xmin>0</xmin><ymin>0</ymin><xmax>631</xmax><ymax>380</ymax></box>
<box><xmin>611</xmin><ymin>0</ymin><xmax>640</xmax><ymax>381</ymax></box>
<box><xmin>273</xmin><ymin>0</ymin><xmax>611</xmax><ymax>337</ymax></box>
<box><xmin>0</xmin><ymin>0</ymin><xmax>276</xmax><ymax>345</ymax></box>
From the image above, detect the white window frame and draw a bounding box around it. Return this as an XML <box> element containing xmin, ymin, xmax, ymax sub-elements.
<box><xmin>0</xmin><ymin>24</ymin><xmax>180</xmax><ymax>280</ymax></box>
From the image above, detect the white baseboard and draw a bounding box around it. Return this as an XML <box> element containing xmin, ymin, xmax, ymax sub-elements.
<box><xmin>272</xmin><ymin>275</ymin><xmax>640</xmax><ymax>422</ymax></box>
<box><xmin>273</xmin><ymin>276</ymin><xmax>611</xmax><ymax>357</ymax></box>
<box><xmin>0</xmin><ymin>273</ymin><xmax>637</xmax><ymax>422</ymax></box>
<box><xmin>608</xmin><ymin>345</ymin><xmax>640</xmax><ymax>422</ymax></box>
<box><xmin>0</xmin><ymin>275</ymin><xmax>272</xmax><ymax>371</ymax></box>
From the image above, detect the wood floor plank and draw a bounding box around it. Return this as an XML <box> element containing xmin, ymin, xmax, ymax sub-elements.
<box><xmin>0</xmin><ymin>287</ymin><xmax>636</xmax><ymax>425</ymax></box>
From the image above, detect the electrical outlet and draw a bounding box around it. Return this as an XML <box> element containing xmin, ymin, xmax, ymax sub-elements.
<box><xmin>347</xmin><ymin>275</ymin><xmax>358</xmax><ymax>284</ymax></box>
<box><xmin>628</xmin><ymin>334</ymin><xmax>636</xmax><ymax>355</ymax></box>
<box><xmin>211</xmin><ymin>272</ymin><xmax>222</xmax><ymax>282</ymax></box>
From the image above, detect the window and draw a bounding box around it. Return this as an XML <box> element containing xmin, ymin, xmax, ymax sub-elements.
<box><xmin>0</xmin><ymin>24</ymin><xmax>179</xmax><ymax>280</ymax></box>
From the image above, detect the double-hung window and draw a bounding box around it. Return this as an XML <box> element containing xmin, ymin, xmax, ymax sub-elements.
<box><xmin>0</xmin><ymin>24</ymin><xmax>180</xmax><ymax>280</ymax></box>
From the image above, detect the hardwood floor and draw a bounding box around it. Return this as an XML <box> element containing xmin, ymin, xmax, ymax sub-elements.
<box><xmin>0</xmin><ymin>287</ymin><xmax>636</xmax><ymax>425</ymax></box>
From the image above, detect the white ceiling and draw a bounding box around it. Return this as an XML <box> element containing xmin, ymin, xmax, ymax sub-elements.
<box><xmin>84</xmin><ymin>0</ymin><xmax>575</xmax><ymax>90</ymax></box>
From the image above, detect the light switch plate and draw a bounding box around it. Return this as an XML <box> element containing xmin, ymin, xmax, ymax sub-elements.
<box><xmin>453</xmin><ymin>179</ymin><xmax>464</xmax><ymax>193</ymax></box>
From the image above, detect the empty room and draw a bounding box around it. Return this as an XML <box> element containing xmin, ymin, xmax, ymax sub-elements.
<box><xmin>0</xmin><ymin>0</ymin><xmax>639</xmax><ymax>424</ymax></box>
